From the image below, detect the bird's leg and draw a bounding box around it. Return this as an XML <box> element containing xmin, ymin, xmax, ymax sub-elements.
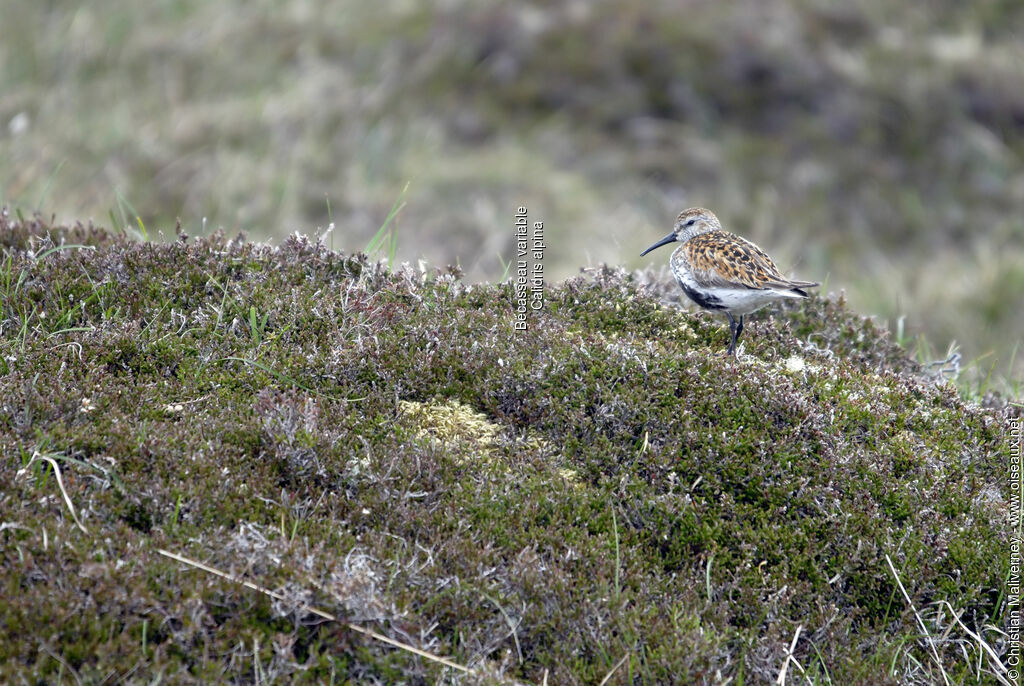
<box><xmin>725</xmin><ymin>312</ymin><xmax>740</xmax><ymax>356</ymax></box>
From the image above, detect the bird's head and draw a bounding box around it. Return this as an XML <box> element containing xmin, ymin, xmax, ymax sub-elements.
<box><xmin>640</xmin><ymin>207</ymin><xmax>722</xmax><ymax>256</ymax></box>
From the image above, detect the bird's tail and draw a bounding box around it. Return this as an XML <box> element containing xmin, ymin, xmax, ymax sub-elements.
<box><xmin>765</xmin><ymin>278</ymin><xmax>819</xmax><ymax>297</ymax></box>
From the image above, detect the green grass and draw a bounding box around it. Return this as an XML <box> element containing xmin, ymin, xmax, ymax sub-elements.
<box><xmin>364</xmin><ymin>182</ymin><xmax>409</xmax><ymax>268</ymax></box>
<box><xmin>0</xmin><ymin>218</ymin><xmax>1015</xmax><ymax>683</ymax></box>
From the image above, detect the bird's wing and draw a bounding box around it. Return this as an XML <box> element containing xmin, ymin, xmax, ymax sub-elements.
<box><xmin>684</xmin><ymin>232</ymin><xmax>816</xmax><ymax>290</ymax></box>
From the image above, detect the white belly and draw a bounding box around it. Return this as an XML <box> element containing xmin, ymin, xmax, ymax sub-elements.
<box><xmin>706</xmin><ymin>287</ymin><xmax>800</xmax><ymax>315</ymax></box>
<box><xmin>676</xmin><ymin>272</ymin><xmax>804</xmax><ymax>315</ymax></box>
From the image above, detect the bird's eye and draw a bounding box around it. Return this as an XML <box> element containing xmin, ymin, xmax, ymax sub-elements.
<box><xmin>686</xmin><ymin>219</ymin><xmax>696</xmax><ymax>227</ymax></box>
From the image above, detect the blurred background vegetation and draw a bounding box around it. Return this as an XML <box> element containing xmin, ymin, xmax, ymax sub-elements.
<box><xmin>2</xmin><ymin>0</ymin><xmax>1022</xmax><ymax>392</ymax></box>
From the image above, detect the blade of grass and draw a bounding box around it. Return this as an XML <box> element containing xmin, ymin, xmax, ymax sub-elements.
<box><xmin>35</xmin><ymin>159</ymin><xmax>67</xmax><ymax>212</ymax></box>
<box><xmin>34</xmin><ymin>244</ymin><xmax>95</xmax><ymax>261</ymax></box>
<box><xmin>497</xmin><ymin>252</ymin><xmax>513</xmax><ymax>282</ymax></box>
<box><xmin>114</xmin><ymin>189</ymin><xmax>146</xmax><ymax>241</ymax></box>
<box><xmin>611</xmin><ymin>505</ymin><xmax>621</xmax><ymax>600</ymax></box>
<box><xmin>17</xmin><ymin>451</ymin><xmax>88</xmax><ymax>533</ymax></box>
<box><xmin>325</xmin><ymin>194</ymin><xmax>334</xmax><ymax>252</ymax></box>
<box><xmin>156</xmin><ymin>548</ymin><xmax>473</xmax><ymax>675</ymax></box>
<box><xmin>598</xmin><ymin>653</ymin><xmax>630</xmax><ymax>686</ymax></box>
<box><xmin>885</xmin><ymin>554</ymin><xmax>950</xmax><ymax>686</ymax></box>
<box><xmin>365</xmin><ymin>182</ymin><xmax>409</xmax><ymax>264</ymax></box>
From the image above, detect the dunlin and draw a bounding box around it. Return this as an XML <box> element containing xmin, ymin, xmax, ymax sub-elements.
<box><xmin>641</xmin><ymin>208</ymin><xmax>818</xmax><ymax>356</ymax></box>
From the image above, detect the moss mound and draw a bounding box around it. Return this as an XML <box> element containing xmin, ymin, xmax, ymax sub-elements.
<box><xmin>0</xmin><ymin>215</ymin><xmax>1014</xmax><ymax>684</ymax></box>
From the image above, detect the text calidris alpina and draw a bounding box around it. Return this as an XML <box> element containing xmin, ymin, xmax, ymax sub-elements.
<box><xmin>641</xmin><ymin>208</ymin><xmax>818</xmax><ymax>356</ymax></box>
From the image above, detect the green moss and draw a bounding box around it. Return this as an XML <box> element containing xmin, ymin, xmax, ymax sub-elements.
<box><xmin>0</xmin><ymin>221</ymin><xmax>1014</xmax><ymax>683</ymax></box>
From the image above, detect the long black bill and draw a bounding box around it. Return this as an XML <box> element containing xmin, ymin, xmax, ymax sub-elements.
<box><xmin>640</xmin><ymin>232</ymin><xmax>677</xmax><ymax>256</ymax></box>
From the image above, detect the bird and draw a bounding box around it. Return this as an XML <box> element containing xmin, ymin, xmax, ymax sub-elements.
<box><xmin>641</xmin><ymin>207</ymin><xmax>818</xmax><ymax>356</ymax></box>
